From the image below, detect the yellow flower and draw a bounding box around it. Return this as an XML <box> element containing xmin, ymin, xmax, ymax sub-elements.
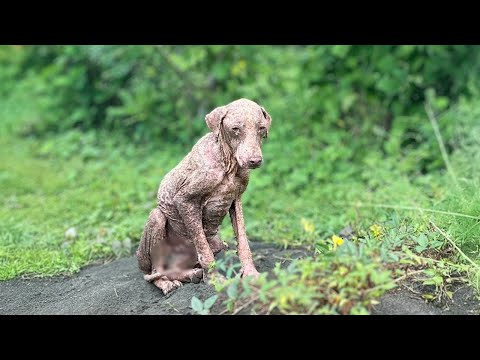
<box><xmin>231</xmin><ymin>59</ymin><xmax>247</xmax><ymax>76</ymax></box>
<box><xmin>301</xmin><ymin>218</ymin><xmax>315</xmax><ymax>234</ymax></box>
<box><xmin>332</xmin><ymin>235</ymin><xmax>344</xmax><ymax>250</ymax></box>
<box><xmin>279</xmin><ymin>294</ymin><xmax>290</xmax><ymax>308</ymax></box>
<box><xmin>370</xmin><ymin>224</ymin><xmax>382</xmax><ymax>238</ymax></box>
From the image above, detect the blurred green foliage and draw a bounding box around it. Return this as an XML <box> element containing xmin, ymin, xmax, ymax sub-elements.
<box><xmin>2</xmin><ymin>45</ymin><xmax>479</xmax><ymax>146</ymax></box>
<box><xmin>3</xmin><ymin>45</ymin><xmax>479</xmax><ymax>183</ymax></box>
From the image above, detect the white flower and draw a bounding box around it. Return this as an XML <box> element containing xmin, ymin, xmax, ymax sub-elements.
<box><xmin>65</xmin><ymin>227</ymin><xmax>77</xmax><ymax>239</ymax></box>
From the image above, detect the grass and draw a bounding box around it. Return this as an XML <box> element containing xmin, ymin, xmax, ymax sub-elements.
<box><xmin>0</xmin><ymin>134</ymin><xmax>158</xmax><ymax>279</ymax></box>
<box><xmin>1</xmin><ymin>91</ymin><xmax>480</xmax><ymax>313</ymax></box>
<box><xmin>0</xmin><ymin>93</ymin><xmax>186</xmax><ymax>279</ymax></box>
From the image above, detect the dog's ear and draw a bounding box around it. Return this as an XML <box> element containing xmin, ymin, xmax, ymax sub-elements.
<box><xmin>205</xmin><ymin>105</ymin><xmax>228</xmax><ymax>135</ymax></box>
<box><xmin>261</xmin><ymin>106</ymin><xmax>272</xmax><ymax>137</ymax></box>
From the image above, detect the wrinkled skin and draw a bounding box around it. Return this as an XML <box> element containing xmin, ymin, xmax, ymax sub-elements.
<box><xmin>136</xmin><ymin>98</ymin><xmax>272</xmax><ymax>294</ymax></box>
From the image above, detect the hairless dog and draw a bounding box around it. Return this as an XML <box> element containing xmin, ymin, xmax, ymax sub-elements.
<box><xmin>136</xmin><ymin>98</ymin><xmax>272</xmax><ymax>294</ymax></box>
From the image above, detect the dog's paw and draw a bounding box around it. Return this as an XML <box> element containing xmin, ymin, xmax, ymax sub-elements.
<box><xmin>241</xmin><ymin>267</ymin><xmax>260</xmax><ymax>280</ymax></box>
<box><xmin>154</xmin><ymin>279</ymin><xmax>183</xmax><ymax>295</ymax></box>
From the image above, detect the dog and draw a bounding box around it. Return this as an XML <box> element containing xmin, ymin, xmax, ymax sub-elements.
<box><xmin>136</xmin><ymin>98</ymin><xmax>272</xmax><ymax>294</ymax></box>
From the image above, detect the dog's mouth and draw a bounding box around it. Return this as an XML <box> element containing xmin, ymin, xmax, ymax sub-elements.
<box><xmin>247</xmin><ymin>162</ymin><xmax>262</xmax><ymax>169</ymax></box>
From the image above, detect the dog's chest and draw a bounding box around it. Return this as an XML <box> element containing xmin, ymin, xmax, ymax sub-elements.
<box><xmin>202</xmin><ymin>173</ymin><xmax>246</xmax><ymax>224</ymax></box>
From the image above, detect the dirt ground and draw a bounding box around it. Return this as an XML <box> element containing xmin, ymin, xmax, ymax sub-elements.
<box><xmin>1</xmin><ymin>242</ymin><xmax>478</xmax><ymax>315</ymax></box>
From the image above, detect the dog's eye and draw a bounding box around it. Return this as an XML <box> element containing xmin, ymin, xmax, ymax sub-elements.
<box><xmin>232</xmin><ymin>127</ymin><xmax>240</xmax><ymax>133</ymax></box>
<box><xmin>260</xmin><ymin>127</ymin><xmax>268</xmax><ymax>139</ymax></box>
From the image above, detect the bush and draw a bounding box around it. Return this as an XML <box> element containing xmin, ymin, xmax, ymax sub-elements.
<box><xmin>3</xmin><ymin>45</ymin><xmax>479</xmax><ymax>151</ymax></box>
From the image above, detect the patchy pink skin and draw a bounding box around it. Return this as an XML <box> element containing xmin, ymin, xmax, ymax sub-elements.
<box><xmin>136</xmin><ymin>98</ymin><xmax>272</xmax><ymax>295</ymax></box>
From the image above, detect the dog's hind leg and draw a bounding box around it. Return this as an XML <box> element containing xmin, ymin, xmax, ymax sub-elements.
<box><xmin>146</xmin><ymin>268</ymin><xmax>203</xmax><ymax>295</ymax></box>
<box><xmin>144</xmin><ymin>268</ymin><xmax>204</xmax><ymax>283</ymax></box>
<box><xmin>137</xmin><ymin>208</ymin><xmax>201</xmax><ymax>295</ymax></box>
<box><xmin>137</xmin><ymin>208</ymin><xmax>178</xmax><ymax>295</ymax></box>
<box><xmin>145</xmin><ymin>267</ymin><xmax>204</xmax><ymax>294</ymax></box>
<box><xmin>136</xmin><ymin>208</ymin><xmax>169</xmax><ymax>275</ymax></box>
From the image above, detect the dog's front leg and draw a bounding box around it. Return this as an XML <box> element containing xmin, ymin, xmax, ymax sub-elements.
<box><xmin>230</xmin><ymin>198</ymin><xmax>260</xmax><ymax>279</ymax></box>
<box><xmin>174</xmin><ymin>194</ymin><xmax>216</xmax><ymax>278</ymax></box>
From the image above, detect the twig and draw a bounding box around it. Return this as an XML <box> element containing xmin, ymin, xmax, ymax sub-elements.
<box><xmin>272</xmin><ymin>255</ymin><xmax>293</xmax><ymax>263</ymax></box>
<box><xmin>344</xmin><ymin>202</ymin><xmax>480</xmax><ymax>221</ymax></box>
<box><xmin>232</xmin><ymin>296</ymin><xmax>260</xmax><ymax>315</ymax></box>
<box><xmin>219</xmin><ymin>308</ymin><xmax>229</xmax><ymax>315</ymax></box>
<box><xmin>407</xmin><ymin>253</ymin><xmax>465</xmax><ymax>267</ymax></box>
<box><xmin>393</xmin><ymin>269</ymin><xmax>425</xmax><ymax>283</ymax></box>
<box><xmin>463</xmin><ymin>221</ymin><xmax>480</xmax><ymax>238</ymax></box>
<box><xmin>425</xmin><ymin>101</ymin><xmax>459</xmax><ymax>187</ymax></box>
<box><xmin>219</xmin><ymin>295</ymin><xmax>260</xmax><ymax>315</ymax></box>
<box><xmin>114</xmin><ymin>288</ymin><xmax>119</xmax><ymax>297</ymax></box>
<box><xmin>166</xmin><ymin>301</ymin><xmax>180</xmax><ymax>313</ymax></box>
<box><xmin>401</xmin><ymin>283</ymin><xmax>422</xmax><ymax>295</ymax></box>
<box><xmin>429</xmin><ymin>220</ymin><xmax>480</xmax><ymax>269</ymax></box>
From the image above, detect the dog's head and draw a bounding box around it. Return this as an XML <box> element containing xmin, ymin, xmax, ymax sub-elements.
<box><xmin>205</xmin><ymin>98</ymin><xmax>272</xmax><ymax>169</ymax></box>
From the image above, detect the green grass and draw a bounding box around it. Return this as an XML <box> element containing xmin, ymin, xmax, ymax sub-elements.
<box><xmin>0</xmin><ymin>95</ymin><xmax>187</xmax><ymax>279</ymax></box>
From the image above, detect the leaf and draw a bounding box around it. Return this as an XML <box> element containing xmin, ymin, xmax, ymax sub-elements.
<box><xmin>227</xmin><ymin>282</ymin><xmax>238</xmax><ymax>299</ymax></box>
<box><xmin>214</xmin><ymin>280</ymin><xmax>226</xmax><ymax>292</ymax></box>
<box><xmin>226</xmin><ymin>266</ymin><xmax>235</xmax><ymax>279</ymax></box>
<box><xmin>388</xmin><ymin>252</ymin><xmax>399</xmax><ymax>262</ymax></box>
<box><xmin>435</xmin><ymin>96</ymin><xmax>449</xmax><ymax>110</ymax></box>
<box><xmin>331</xmin><ymin>45</ymin><xmax>350</xmax><ymax>58</ymax></box>
<box><xmin>431</xmin><ymin>240</ymin><xmax>443</xmax><ymax>249</ymax></box>
<box><xmin>416</xmin><ymin>234</ymin><xmax>428</xmax><ymax>247</ymax></box>
<box><xmin>376</xmin><ymin>76</ymin><xmax>401</xmax><ymax>96</ymax></box>
<box><xmin>191</xmin><ymin>296</ymin><xmax>203</xmax><ymax>312</ymax></box>
<box><xmin>415</xmin><ymin>245</ymin><xmax>427</xmax><ymax>253</ymax></box>
<box><xmin>242</xmin><ymin>280</ymin><xmax>252</xmax><ymax>296</ymax></box>
<box><xmin>424</xmin><ymin>269</ymin><xmax>437</xmax><ymax>277</ymax></box>
<box><xmin>217</xmin><ymin>261</ymin><xmax>226</xmax><ymax>272</ymax></box>
<box><xmin>287</xmin><ymin>261</ymin><xmax>297</xmax><ymax>273</ymax></box>
<box><xmin>204</xmin><ymin>295</ymin><xmax>218</xmax><ymax>310</ymax></box>
<box><xmin>341</xmin><ymin>93</ymin><xmax>357</xmax><ymax>112</ymax></box>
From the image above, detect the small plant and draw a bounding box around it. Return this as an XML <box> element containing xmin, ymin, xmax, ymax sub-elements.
<box><xmin>190</xmin><ymin>295</ymin><xmax>218</xmax><ymax>315</ymax></box>
<box><xmin>215</xmin><ymin>245</ymin><xmax>397</xmax><ymax>315</ymax></box>
<box><xmin>216</xmin><ymin>250</ymin><xmax>242</xmax><ymax>279</ymax></box>
<box><xmin>413</xmin><ymin>233</ymin><xmax>429</xmax><ymax>253</ymax></box>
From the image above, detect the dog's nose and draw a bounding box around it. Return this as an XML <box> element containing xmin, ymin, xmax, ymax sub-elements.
<box><xmin>248</xmin><ymin>157</ymin><xmax>263</xmax><ymax>167</ymax></box>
